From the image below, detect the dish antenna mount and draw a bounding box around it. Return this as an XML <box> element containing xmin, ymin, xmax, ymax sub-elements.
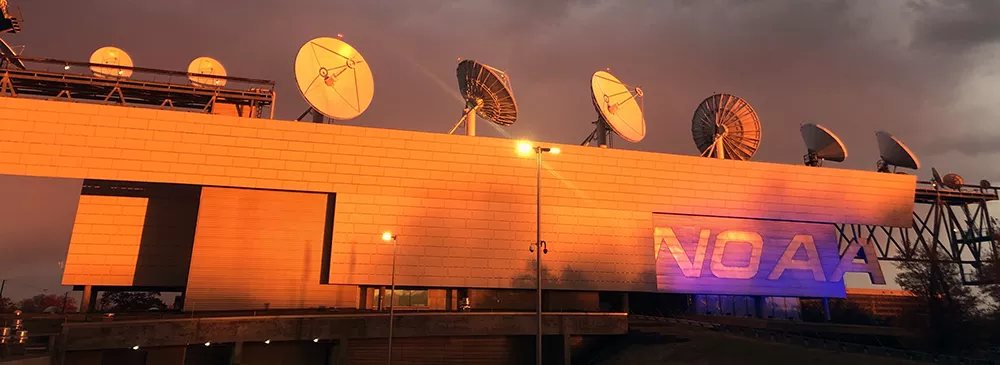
<box><xmin>0</xmin><ymin>36</ymin><xmax>24</xmax><ymax>70</ymax></box>
<box><xmin>875</xmin><ymin>130</ymin><xmax>920</xmax><ymax>173</ymax></box>
<box><xmin>800</xmin><ymin>123</ymin><xmax>847</xmax><ymax>167</ymax></box>
<box><xmin>449</xmin><ymin>59</ymin><xmax>518</xmax><ymax>136</ymax></box>
<box><xmin>581</xmin><ymin>70</ymin><xmax>646</xmax><ymax>148</ymax></box>
<box><xmin>293</xmin><ymin>35</ymin><xmax>374</xmax><ymax>123</ymax></box>
<box><xmin>692</xmin><ymin>93</ymin><xmax>761</xmax><ymax>161</ymax></box>
<box><xmin>0</xmin><ymin>0</ymin><xmax>22</xmax><ymax>34</ymax></box>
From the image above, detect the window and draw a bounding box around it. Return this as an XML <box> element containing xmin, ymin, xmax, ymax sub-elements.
<box><xmin>375</xmin><ymin>289</ymin><xmax>429</xmax><ymax>307</ymax></box>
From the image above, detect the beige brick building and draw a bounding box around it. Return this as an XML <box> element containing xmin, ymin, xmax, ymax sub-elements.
<box><xmin>0</xmin><ymin>96</ymin><xmax>916</xmax><ymax>312</ymax></box>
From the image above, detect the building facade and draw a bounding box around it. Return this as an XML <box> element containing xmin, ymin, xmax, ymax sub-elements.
<box><xmin>0</xmin><ymin>96</ymin><xmax>916</xmax><ymax>312</ymax></box>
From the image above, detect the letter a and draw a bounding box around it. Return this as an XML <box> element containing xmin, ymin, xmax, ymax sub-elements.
<box><xmin>768</xmin><ymin>234</ymin><xmax>827</xmax><ymax>281</ymax></box>
<box><xmin>654</xmin><ymin>227</ymin><xmax>710</xmax><ymax>278</ymax></box>
<box><xmin>829</xmin><ymin>238</ymin><xmax>886</xmax><ymax>285</ymax></box>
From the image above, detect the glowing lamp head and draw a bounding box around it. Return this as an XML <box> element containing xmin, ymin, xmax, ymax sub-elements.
<box><xmin>204</xmin><ymin>342</ymin><xmax>211</xmax><ymax>347</ymax></box>
<box><xmin>132</xmin><ymin>345</ymin><xmax>139</xmax><ymax>350</ymax></box>
<box><xmin>516</xmin><ymin>141</ymin><xmax>534</xmax><ymax>156</ymax></box>
<box><xmin>264</xmin><ymin>339</ymin><xmax>271</xmax><ymax>344</ymax></box>
<box><xmin>382</xmin><ymin>232</ymin><xmax>393</xmax><ymax>242</ymax></box>
<box><xmin>549</xmin><ymin>147</ymin><xmax>561</xmax><ymax>155</ymax></box>
<box><xmin>313</xmin><ymin>338</ymin><xmax>320</xmax><ymax>343</ymax></box>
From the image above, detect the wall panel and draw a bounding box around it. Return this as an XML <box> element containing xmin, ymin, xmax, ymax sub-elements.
<box><xmin>185</xmin><ymin>187</ymin><xmax>357</xmax><ymax>311</ymax></box>
<box><xmin>62</xmin><ymin>196</ymin><xmax>148</xmax><ymax>286</ymax></box>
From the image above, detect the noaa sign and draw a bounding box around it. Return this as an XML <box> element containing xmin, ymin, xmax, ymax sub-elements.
<box><xmin>653</xmin><ymin>213</ymin><xmax>884</xmax><ymax>298</ymax></box>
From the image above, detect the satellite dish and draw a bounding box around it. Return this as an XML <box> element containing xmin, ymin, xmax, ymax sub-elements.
<box><xmin>875</xmin><ymin>130</ymin><xmax>920</xmax><ymax>173</ymax></box>
<box><xmin>581</xmin><ymin>70</ymin><xmax>646</xmax><ymax>148</ymax></box>
<box><xmin>942</xmin><ymin>173</ymin><xmax>965</xmax><ymax>190</ymax></box>
<box><xmin>800</xmin><ymin>123</ymin><xmax>847</xmax><ymax>167</ymax></box>
<box><xmin>187</xmin><ymin>57</ymin><xmax>227</xmax><ymax>88</ymax></box>
<box><xmin>692</xmin><ymin>93</ymin><xmax>761</xmax><ymax>161</ymax></box>
<box><xmin>980</xmin><ymin>180</ymin><xmax>992</xmax><ymax>190</ymax></box>
<box><xmin>0</xmin><ymin>36</ymin><xmax>23</xmax><ymax>70</ymax></box>
<box><xmin>293</xmin><ymin>36</ymin><xmax>374</xmax><ymax>122</ymax></box>
<box><xmin>449</xmin><ymin>59</ymin><xmax>517</xmax><ymax>136</ymax></box>
<box><xmin>89</xmin><ymin>46</ymin><xmax>133</xmax><ymax>78</ymax></box>
<box><xmin>931</xmin><ymin>167</ymin><xmax>943</xmax><ymax>187</ymax></box>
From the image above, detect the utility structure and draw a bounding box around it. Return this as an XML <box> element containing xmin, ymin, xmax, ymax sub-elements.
<box><xmin>835</xmin><ymin>131</ymin><xmax>999</xmax><ymax>285</ymax></box>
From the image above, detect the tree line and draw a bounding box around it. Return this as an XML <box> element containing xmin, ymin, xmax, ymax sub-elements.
<box><xmin>0</xmin><ymin>291</ymin><xmax>168</xmax><ymax>313</ymax></box>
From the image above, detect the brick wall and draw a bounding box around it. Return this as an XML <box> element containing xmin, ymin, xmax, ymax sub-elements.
<box><xmin>0</xmin><ymin>97</ymin><xmax>917</xmax><ymax>296</ymax></box>
<box><xmin>62</xmin><ymin>196</ymin><xmax>148</xmax><ymax>286</ymax></box>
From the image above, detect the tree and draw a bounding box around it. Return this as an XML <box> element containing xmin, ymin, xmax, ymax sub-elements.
<box><xmin>896</xmin><ymin>244</ymin><xmax>981</xmax><ymax>352</ymax></box>
<box><xmin>99</xmin><ymin>291</ymin><xmax>167</xmax><ymax>312</ymax></box>
<box><xmin>0</xmin><ymin>297</ymin><xmax>15</xmax><ymax>313</ymax></box>
<box><xmin>18</xmin><ymin>293</ymin><xmax>77</xmax><ymax>313</ymax></box>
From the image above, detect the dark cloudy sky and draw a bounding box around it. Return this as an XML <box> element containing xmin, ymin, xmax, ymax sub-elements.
<box><xmin>2</xmin><ymin>0</ymin><xmax>1000</xmax><ymax>300</ymax></box>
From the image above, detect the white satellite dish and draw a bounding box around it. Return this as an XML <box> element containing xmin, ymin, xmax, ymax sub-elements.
<box><xmin>187</xmin><ymin>57</ymin><xmax>227</xmax><ymax>88</ymax></box>
<box><xmin>581</xmin><ymin>70</ymin><xmax>645</xmax><ymax>147</ymax></box>
<box><xmin>89</xmin><ymin>46</ymin><xmax>133</xmax><ymax>78</ymax></box>
<box><xmin>0</xmin><ymin>36</ymin><xmax>23</xmax><ymax>69</ymax></box>
<box><xmin>875</xmin><ymin>130</ymin><xmax>920</xmax><ymax>173</ymax></box>
<box><xmin>800</xmin><ymin>123</ymin><xmax>847</xmax><ymax>166</ymax></box>
<box><xmin>293</xmin><ymin>36</ymin><xmax>374</xmax><ymax>122</ymax></box>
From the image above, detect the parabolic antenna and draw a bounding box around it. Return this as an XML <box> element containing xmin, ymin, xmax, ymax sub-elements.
<box><xmin>187</xmin><ymin>57</ymin><xmax>228</xmax><ymax>88</ymax></box>
<box><xmin>581</xmin><ymin>70</ymin><xmax>645</xmax><ymax>148</ymax></box>
<box><xmin>800</xmin><ymin>123</ymin><xmax>847</xmax><ymax>167</ymax></box>
<box><xmin>89</xmin><ymin>46</ymin><xmax>133</xmax><ymax>78</ymax></box>
<box><xmin>449</xmin><ymin>59</ymin><xmax>517</xmax><ymax>136</ymax></box>
<box><xmin>0</xmin><ymin>37</ymin><xmax>24</xmax><ymax>70</ymax></box>
<box><xmin>875</xmin><ymin>130</ymin><xmax>920</xmax><ymax>173</ymax></box>
<box><xmin>691</xmin><ymin>93</ymin><xmax>761</xmax><ymax>161</ymax></box>
<box><xmin>942</xmin><ymin>173</ymin><xmax>965</xmax><ymax>190</ymax></box>
<box><xmin>293</xmin><ymin>36</ymin><xmax>374</xmax><ymax>122</ymax></box>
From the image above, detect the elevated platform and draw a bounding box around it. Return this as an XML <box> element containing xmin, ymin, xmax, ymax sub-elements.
<box><xmin>913</xmin><ymin>182</ymin><xmax>999</xmax><ymax>205</ymax></box>
<box><xmin>0</xmin><ymin>56</ymin><xmax>275</xmax><ymax>118</ymax></box>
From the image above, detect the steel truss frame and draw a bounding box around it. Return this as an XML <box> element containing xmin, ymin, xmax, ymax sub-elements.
<box><xmin>836</xmin><ymin>181</ymin><xmax>999</xmax><ymax>285</ymax></box>
<box><xmin>0</xmin><ymin>55</ymin><xmax>276</xmax><ymax>118</ymax></box>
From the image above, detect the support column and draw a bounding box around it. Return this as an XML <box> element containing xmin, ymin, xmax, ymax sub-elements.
<box><xmin>231</xmin><ymin>341</ymin><xmax>244</xmax><ymax>365</ymax></box>
<box><xmin>822</xmin><ymin>298</ymin><xmax>832</xmax><ymax>322</ymax></box>
<box><xmin>80</xmin><ymin>286</ymin><xmax>94</xmax><ymax>313</ymax></box>
<box><xmin>378</xmin><ymin>286</ymin><xmax>386</xmax><ymax>311</ymax></box>
<box><xmin>753</xmin><ymin>296</ymin><xmax>766</xmax><ymax>319</ymax></box>
<box><xmin>562</xmin><ymin>333</ymin><xmax>572</xmax><ymax>365</ymax></box>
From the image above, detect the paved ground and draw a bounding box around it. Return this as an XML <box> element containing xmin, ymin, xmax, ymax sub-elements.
<box><xmin>592</xmin><ymin>321</ymin><xmax>923</xmax><ymax>365</ymax></box>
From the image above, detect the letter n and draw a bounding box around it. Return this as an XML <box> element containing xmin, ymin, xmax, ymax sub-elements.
<box><xmin>655</xmin><ymin>227</ymin><xmax>710</xmax><ymax>278</ymax></box>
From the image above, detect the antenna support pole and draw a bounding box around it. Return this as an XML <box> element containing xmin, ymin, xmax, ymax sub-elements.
<box><xmin>466</xmin><ymin>107</ymin><xmax>476</xmax><ymax>137</ymax></box>
<box><xmin>449</xmin><ymin>99</ymin><xmax>484</xmax><ymax>136</ymax></box>
<box><xmin>596</xmin><ymin>119</ymin><xmax>609</xmax><ymax>148</ymax></box>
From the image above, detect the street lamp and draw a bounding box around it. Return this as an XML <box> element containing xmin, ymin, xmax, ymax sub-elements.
<box><xmin>381</xmin><ymin>231</ymin><xmax>398</xmax><ymax>365</ymax></box>
<box><xmin>515</xmin><ymin>140</ymin><xmax>559</xmax><ymax>365</ymax></box>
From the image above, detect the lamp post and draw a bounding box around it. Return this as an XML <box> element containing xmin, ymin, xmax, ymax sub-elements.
<box><xmin>516</xmin><ymin>141</ymin><xmax>560</xmax><ymax>365</ymax></box>
<box><xmin>381</xmin><ymin>231</ymin><xmax>398</xmax><ymax>365</ymax></box>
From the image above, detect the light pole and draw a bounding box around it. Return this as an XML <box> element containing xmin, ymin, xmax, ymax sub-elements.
<box><xmin>381</xmin><ymin>231</ymin><xmax>398</xmax><ymax>365</ymax></box>
<box><xmin>516</xmin><ymin>140</ymin><xmax>560</xmax><ymax>365</ymax></box>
